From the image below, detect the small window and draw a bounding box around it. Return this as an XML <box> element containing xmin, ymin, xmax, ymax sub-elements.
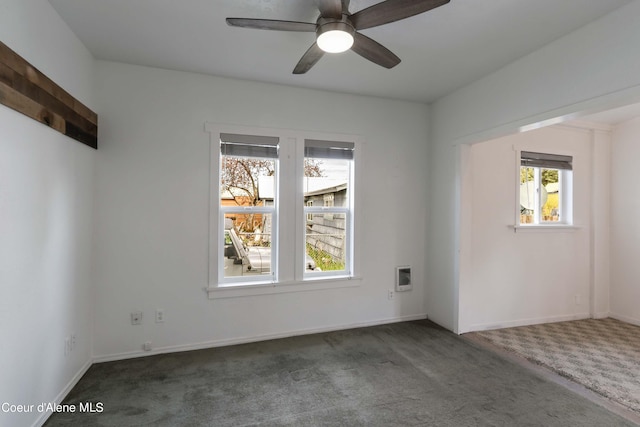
<box><xmin>304</xmin><ymin>139</ymin><xmax>354</xmax><ymax>276</ymax></box>
<box><xmin>519</xmin><ymin>151</ymin><xmax>572</xmax><ymax>225</ymax></box>
<box><xmin>219</xmin><ymin>133</ymin><xmax>278</xmax><ymax>284</ymax></box>
<box><xmin>306</xmin><ymin>200</ymin><xmax>314</xmax><ymax>222</ymax></box>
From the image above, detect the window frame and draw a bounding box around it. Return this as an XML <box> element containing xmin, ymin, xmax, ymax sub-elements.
<box><xmin>515</xmin><ymin>149</ymin><xmax>574</xmax><ymax>228</ymax></box>
<box><xmin>302</xmin><ymin>139</ymin><xmax>355</xmax><ymax>280</ymax></box>
<box><xmin>218</xmin><ymin>133</ymin><xmax>280</xmax><ymax>286</ymax></box>
<box><xmin>206</xmin><ymin>123</ymin><xmax>362</xmax><ymax>298</ymax></box>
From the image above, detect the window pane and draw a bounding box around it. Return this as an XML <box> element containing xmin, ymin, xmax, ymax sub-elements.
<box><xmin>220</xmin><ymin>154</ymin><xmax>276</xmax><ymax>208</ymax></box>
<box><xmin>223</xmin><ymin>213</ymin><xmax>272</xmax><ymax>278</ymax></box>
<box><xmin>304</xmin><ymin>146</ymin><xmax>351</xmax><ymax>275</ymax></box>
<box><xmin>541</xmin><ymin>168</ymin><xmax>560</xmax><ymax>222</ymax></box>
<box><xmin>219</xmin><ymin>134</ymin><xmax>278</xmax><ymax>284</ymax></box>
<box><xmin>305</xmin><ymin>212</ymin><xmax>346</xmax><ymax>272</ymax></box>
<box><xmin>303</xmin><ymin>157</ymin><xmax>350</xmax><ymax>207</ymax></box>
<box><xmin>519</xmin><ymin>166</ymin><xmax>535</xmax><ymax>224</ymax></box>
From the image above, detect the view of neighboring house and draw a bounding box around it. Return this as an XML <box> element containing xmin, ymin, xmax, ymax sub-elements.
<box><xmin>253</xmin><ymin>176</ymin><xmax>348</xmax><ymax>263</ymax></box>
<box><xmin>304</xmin><ymin>182</ymin><xmax>347</xmax><ymax>263</ymax></box>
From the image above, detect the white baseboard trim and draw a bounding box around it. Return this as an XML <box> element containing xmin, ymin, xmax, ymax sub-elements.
<box><xmin>462</xmin><ymin>313</ymin><xmax>591</xmax><ymax>334</ymax></box>
<box><xmin>33</xmin><ymin>358</ymin><xmax>92</xmax><ymax>427</ymax></box>
<box><xmin>593</xmin><ymin>311</ymin><xmax>610</xmax><ymax>319</ymax></box>
<box><xmin>609</xmin><ymin>313</ymin><xmax>640</xmax><ymax>327</ymax></box>
<box><xmin>93</xmin><ymin>313</ymin><xmax>428</xmax><ymax>363</ymax></box>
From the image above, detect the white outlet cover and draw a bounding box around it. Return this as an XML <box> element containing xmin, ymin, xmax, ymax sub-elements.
<box><xmin>131</xmin><ymin>311</ymin><xmax>143</xmax><ymax>325</ymax></box>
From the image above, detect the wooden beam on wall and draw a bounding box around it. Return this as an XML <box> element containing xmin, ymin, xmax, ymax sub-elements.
<box><xmin>0</xmin><ymin>41</ymin><xmax>98</xmax><ymax>149</ymax></box>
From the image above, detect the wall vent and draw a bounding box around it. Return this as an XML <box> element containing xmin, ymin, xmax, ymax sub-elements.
<box><xmin>396</xmin><ymin>266</ymin><xmax>412</xmax><ymax>292</ymax></box>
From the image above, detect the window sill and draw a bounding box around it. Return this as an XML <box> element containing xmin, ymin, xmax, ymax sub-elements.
<box><xmin>207</xmin><ymin>276</ymin><xmax>362</xmax><ymax>299</ymax></box>
<box><xmin>511</xmin><ymin>224</ymin><xmax>580</xmax><ymax>232</ymax></box>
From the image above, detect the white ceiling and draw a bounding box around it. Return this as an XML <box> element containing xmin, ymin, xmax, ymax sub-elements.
<box><xmin>49</xmin><ymin>0</ymin><xmax>631</xmax><ymax>104</ymax></box>
<box><xmin>581</xmin><ymin>102</ymin><xmax>640</xmax><ymax>126</ymax></box>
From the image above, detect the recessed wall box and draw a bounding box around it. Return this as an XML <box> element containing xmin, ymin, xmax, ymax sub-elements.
<box><xmin>396</xmin><ymin>266</ymin><xmax>412</xmax><ymax>292</ymax></box>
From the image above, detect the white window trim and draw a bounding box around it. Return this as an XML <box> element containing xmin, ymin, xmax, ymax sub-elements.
<box><xmin>514</xmin><ymin>148</ymin><xmax>574</xmax><ymax>229</ymax></box>
<box><xmin>512</xmin><ymin>224</ymin><xmax>580</xmax><ymax>232</ymax></box>
<box><xmin>205</xmin><ymin>122</ymin><xmax>363</xmax><ymax>299</ymax></box>
<box><xmin>208</xmin><ymin>276</ymin><xmax>363</xmax><ymax>299</ymax></box>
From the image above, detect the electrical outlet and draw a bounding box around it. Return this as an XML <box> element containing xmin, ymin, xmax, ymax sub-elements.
<box><xmin>143</xmin><ymin>341</ymin><xmax>152</xmax><ymax>351</ymax></box>
<box><xmin>155</xmin><ymin>309</ymin><xmax>164</xmax><ymax>323</ymax></box>
<box><xmin>131</xmin><ymin>311</ymin><xmax>143</xmax><ymax>325</ymax></box>
<box><xmin>71</xmin><ymin>333</ymin><xmax>76</xmax><ymax>350</ymax></box>
<box><xmin>388</xmin><ymin>290</ymin><xmax>394</xmax><ymax>300</ymax></box>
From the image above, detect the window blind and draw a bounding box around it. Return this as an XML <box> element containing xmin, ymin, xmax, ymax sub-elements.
<box><xmin>220</xmin><ymin>133</ymin><xmax>279</xmax><ymax>158</ymax></box>
<box><xmin>305</xmin><ymin>139</ymin><xmax>354</xmax><ymax>160</ymax></box>
<box><xmin>521</xmin><ymin>151</ymin><xmax>572</xmax><ymax>171</ymax></box>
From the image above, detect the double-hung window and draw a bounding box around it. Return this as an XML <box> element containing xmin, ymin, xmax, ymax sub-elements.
<box><xmin>209</xmin><ymin>124</ymin><xmax>357</xmax><ymax>291</ymax></box>
<box><xmin>519</xmin><ymin>151</ymin><xmax>572</xmax><ymax>225</ymax></box>
<box><xmin>219</xmin><ymin>133</ymin><xmax>278</xmax><ymax>284</ymax></box>
<box><xmin>303</xmin><ymin>139</ymin><xmax>354</xmax><ymax>278</ymax></box>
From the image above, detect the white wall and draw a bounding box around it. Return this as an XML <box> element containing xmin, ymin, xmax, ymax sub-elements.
<box><xmin>0</xmin><ymin>1</ymin><xmax>95</xmax><ymax>426</ymax></box>
<box><xmin>92</xmin><ymin>60</ymin><xmax>429</xmax><ymax>360</ymax></box>
<box><xmin>427</xmin><ymin>1</ymin><xmax>640</xmax><ymax>332</ymax></box>
<box><xmin>461</xmin><ymin>126</ymin><xmax>595</xmax><ymax>332</ymax></box>
<box><xmin>610</xmin><ymin>117</ymin><xmax>640</xmax><ymax>325</ymax></box>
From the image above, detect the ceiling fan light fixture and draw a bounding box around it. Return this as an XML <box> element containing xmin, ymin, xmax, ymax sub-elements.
<box><xmin>316</xmin><ymin>21</ymin><xmax>355</xmax><ymax>53</ymax></box>
<box><xmin>227</xmin><ymin>0</ymin><xmax>450</xmax><ymax>73</ymax></box>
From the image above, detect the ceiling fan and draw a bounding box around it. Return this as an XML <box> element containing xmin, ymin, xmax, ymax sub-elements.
<box><xmin>226</xmin><ymin>0</ymin><xmax>450</xmax><ymax>74</ymax></box>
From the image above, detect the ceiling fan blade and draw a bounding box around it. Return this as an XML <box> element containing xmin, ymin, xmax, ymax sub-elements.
<box><xmin>293</xmin><ymin>43</ymin><xmax>325</xmax><ymax>74</ymax></box>
<box><xmin>226</xmin><ymin>18</ymin><xmax>316</xmax><ymax>32</ymax></box>
<box><xmin>351</xmin><ymin>32</ymin><xmax>400</xmax><ymax>69</ymax></box>
<box><xmin>316</xmin><ymin>0</ymin><xmax>343</xmax><ymax>19</ymax></box>
<box><xmin>351</xmin><ymin>0</ymin><xmax>450</xmax><ymax>30</ymax></box>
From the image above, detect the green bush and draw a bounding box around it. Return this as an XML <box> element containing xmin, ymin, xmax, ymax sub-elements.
<box><xmin>306</xmin><ymin>244</ymin><xmax>345</xmax><ymax>271</ymax></box>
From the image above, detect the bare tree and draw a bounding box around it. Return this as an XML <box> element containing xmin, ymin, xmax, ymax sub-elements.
<box><xmin>304</xmin><ymin>158</ymin><xmax>323</xmax><ymax>178</ymax></box>
<box><xmin>221</xmin><ymin>157</ymin><xmax>273</xmax><ymax>207</ymax></box>
<box><xmin>221</xmin><ymin>156</ymin><xmax>323</xmax><ymax>231</ymax></box>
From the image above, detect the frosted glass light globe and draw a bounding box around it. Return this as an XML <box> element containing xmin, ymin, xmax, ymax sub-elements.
<box><xmin>317</xmin><ymin>29</ymin><xmax>354</xmax><ymax>53</ymax></box>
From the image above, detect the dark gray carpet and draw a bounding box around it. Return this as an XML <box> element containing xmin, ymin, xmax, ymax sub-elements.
<box><xmin>44</xmin><ymin>320</ymin><xmax>638</xmax><ymax>426</ymax></box>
